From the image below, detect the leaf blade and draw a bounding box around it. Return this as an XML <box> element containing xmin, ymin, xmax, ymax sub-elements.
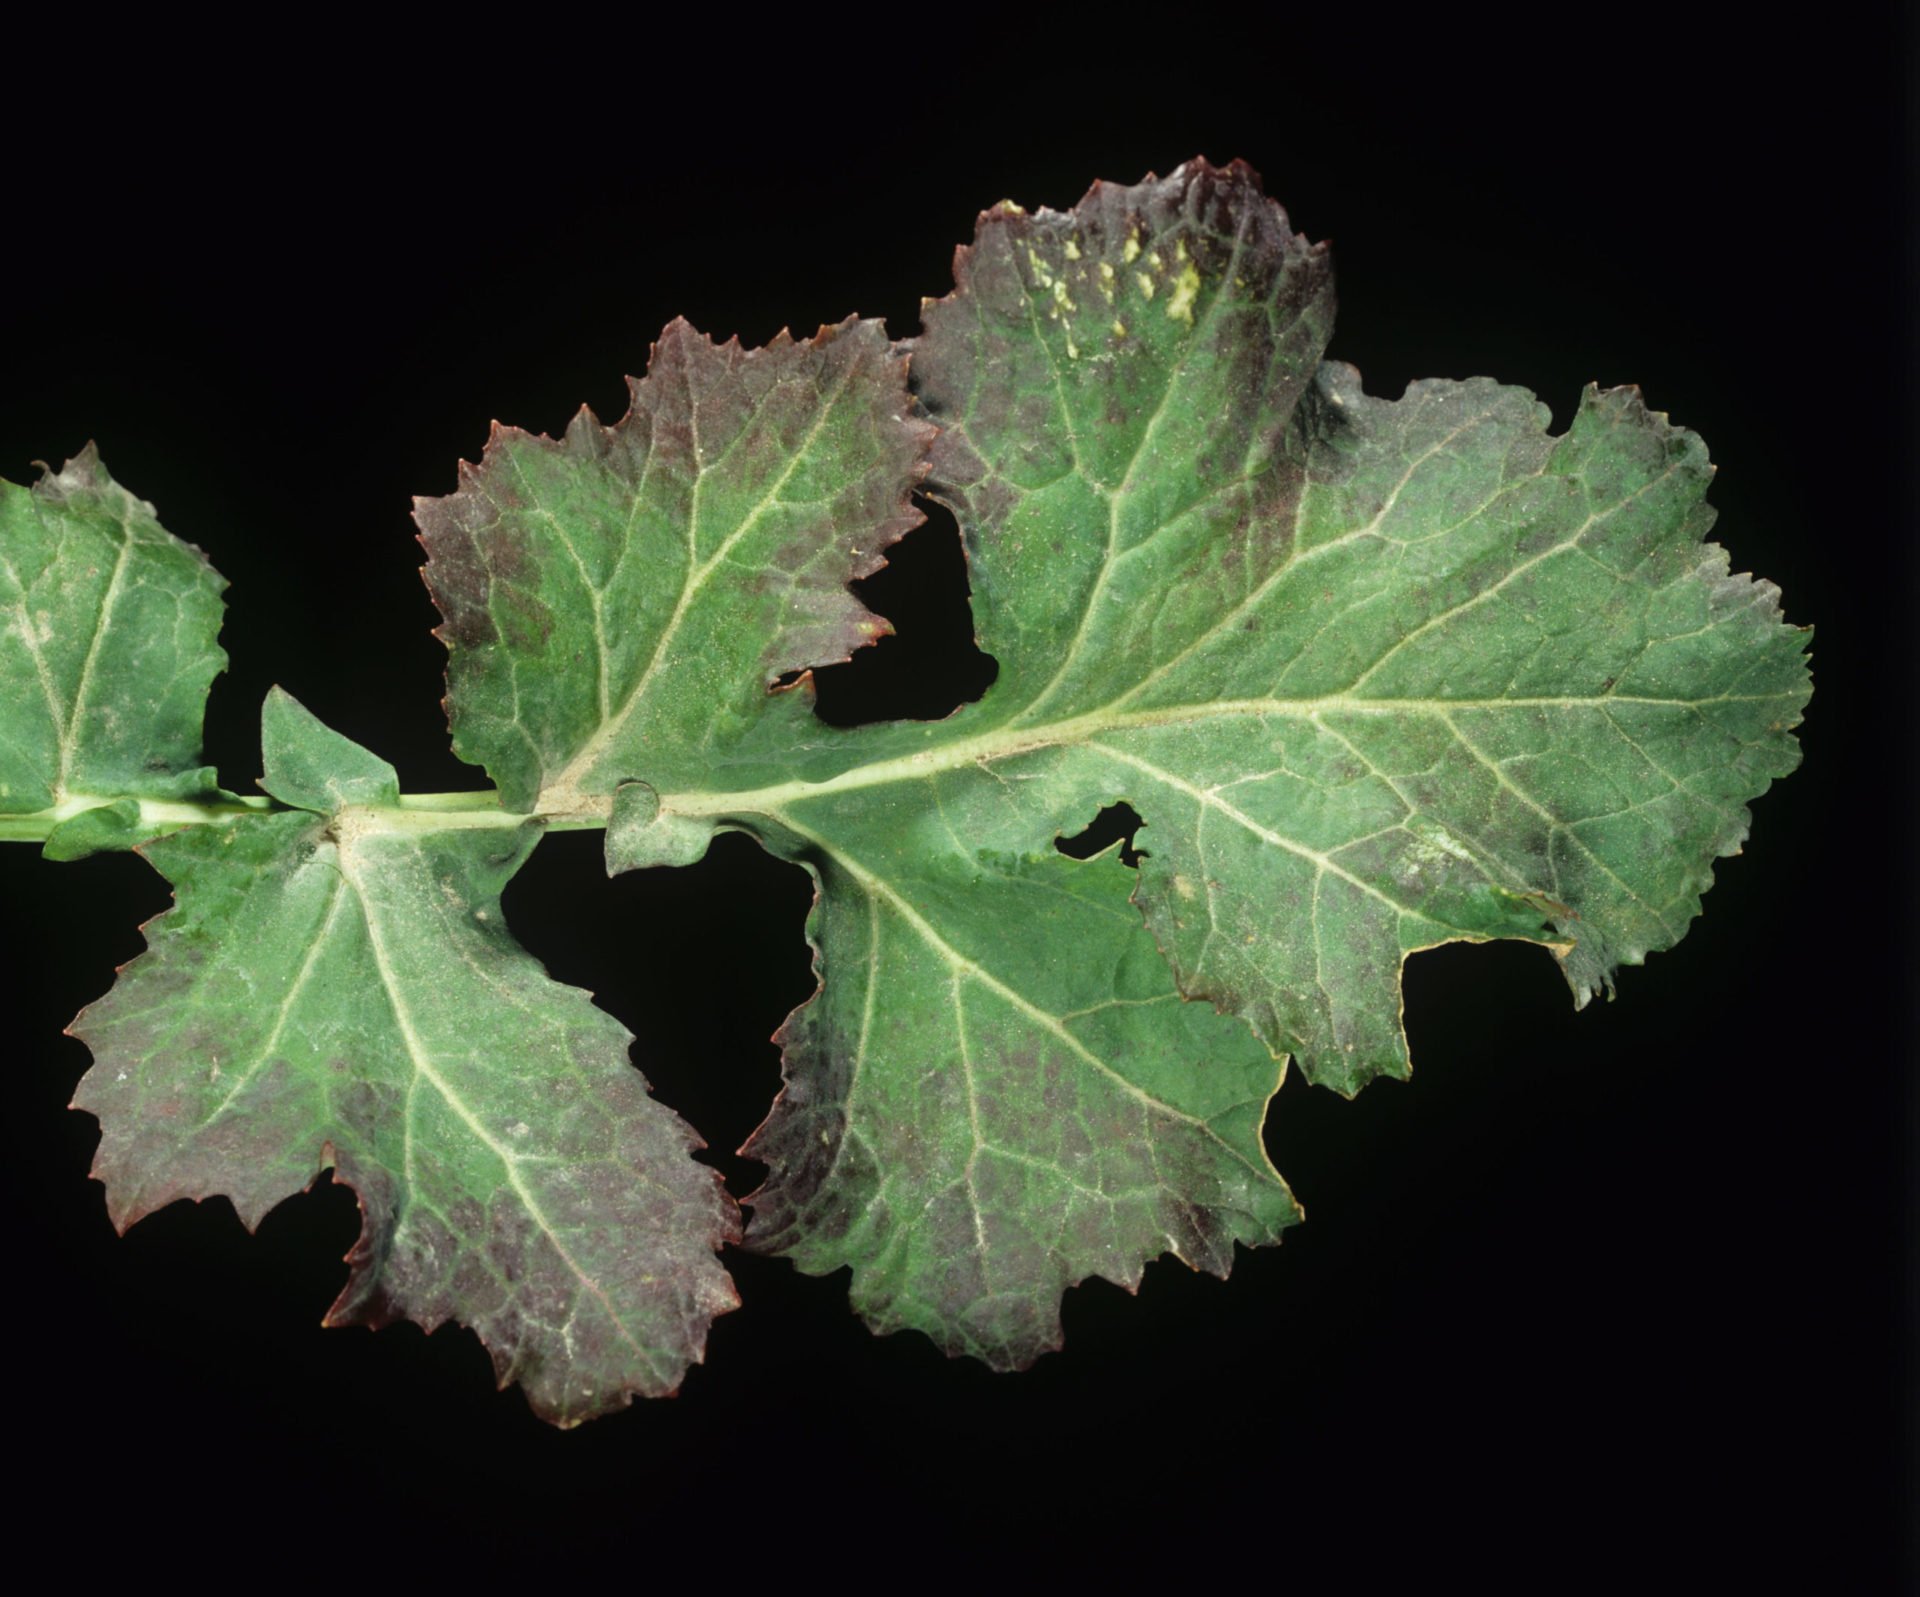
<box><xmin>0</xmin><ymin>446</ymin><xmax>225</xmax><ymax>820</ymax></box>
<box><xmin>71</xmin><ymin>713</ymin><xmax>739</xmax><ymax>1424</ymax></box>
<box><xmin>903</xmin><ymin>166</ymin><xmax>1811</xmax><ymax>1091</ymax></box>
<box><xmin>417</xmin><ymin>317</ymin><xmax>932</xmax><ymax>812</ymax></box>
<box><xmin>426</xmin><ymin>156</ymin><xmax>1810</xmax><ymax>1365</ymax></box>
<box><xmin>744</xmin><ymin>807</ymin><xmax>1295</xmax><ymax>1368</ymax></box>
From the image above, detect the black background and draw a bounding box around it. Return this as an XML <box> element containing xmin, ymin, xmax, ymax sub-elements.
<box><xmin>1</xmin><ymin>9</ymin><xmax>1909</xmax><ymax>1583</ymax></box>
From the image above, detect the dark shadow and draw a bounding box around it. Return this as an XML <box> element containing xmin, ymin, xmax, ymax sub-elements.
<box><xmin>499</xmin><ymin>828</ymin><xmax>817</xmax><ymax>1198</ymax></box>
<box><xmin>809</xmin><ymin>497</ymin><xmax>997</xmax><ymax>726</ymax></box>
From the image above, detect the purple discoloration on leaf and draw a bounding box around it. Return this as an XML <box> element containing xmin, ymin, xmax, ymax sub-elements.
<box><xmin>416</xmin><ymin>317</ymin><xmax>933</xmax><ymax>810</ymax></box>
<box><xmin>70</xmin><ymin>761</ymin><xmax>739</xmax><ymax>1426</ymax></box>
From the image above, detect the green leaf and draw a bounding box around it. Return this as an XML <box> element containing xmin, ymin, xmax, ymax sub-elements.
<box><xmin>897</xmin><ymin>161</ymin><xmax>1809</xmax><ymax>1098</ymax></box>
<box><xmin>69</xmin><ymin>698</ymin><xmax>739</xmax><ymax>1424</ymax></box>
<box><xmin>743</xmin><ymin>821</ymin><xmax>1297</xmax><ymax>1365</ymax></box>
<box><xmin>257</xmin><ymin>684</ymin><xmax>401</xmax><ymax>811</ymax></box>
<box><xmin>428</xmin><ymin>159</ymin><xmax>1805</xmax><ymax>1366</ymax></box>
<box><xmin>8</xmin><ymin>156</ymin><xmax>1811</xmax><ymax>1405</ymax></box>
<box><xmin>416</xmin><ymin>316</ymin><xmax>932</xmax><ymax>814</ymax></box>
<box><xmin>0</xmin><ymin>446</ymin><xmax>226</xmax><ymax>823</ymax></box>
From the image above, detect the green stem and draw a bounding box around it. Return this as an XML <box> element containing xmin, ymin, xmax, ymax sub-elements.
<box><xmin>1</xmin><ymin>685</ymin><xmax>1788</xmax><ymax>850</ymax></box>
<box><xmin>0</xmin><ymin>790</ymin><xmax>614</xmax><ymax>845</ymax></box>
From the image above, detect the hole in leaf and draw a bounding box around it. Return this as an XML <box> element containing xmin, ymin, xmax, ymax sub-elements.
<box><xmin>1055</xmin><ymin>803</ymin><xmax>1146</xmax><ymax>868</ymax></box>
<box><xmin>809</xmin><ymin>496</ymin><xmax>997</xmax><ymax>726</ymax></box>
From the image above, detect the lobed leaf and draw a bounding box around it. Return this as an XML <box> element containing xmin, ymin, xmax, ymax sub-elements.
<box><xmin>4</xmin><ymin>156</ymin><xmax>1811</xmax><ymax>1404</ymax></box>
<box><xmin>438</xmin><ymin>159</ymin><xmax>1808</xmax><ymax>1364</ymax></box>
<box><xmin>744</xmin><ymin>817</ymin><xmax>1296</xmax><ymax>1366</ymax></box>
<box><xmin>417</xmin><ymin>316</ymin><xmax>932</xmax><ymax>814</ymax></box>
<box><xmin>897</xmin><ymin>161</ymin><xmax>1810</xmax><ymax>1095</ymax></box>
<box><xmin>70</xmin><ymin>696</ymin><xmax>739</xmax><ymax>1424</ymax></box>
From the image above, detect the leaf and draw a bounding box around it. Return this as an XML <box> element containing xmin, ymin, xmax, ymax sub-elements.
<box><xmin>741</xmin><ymin>823</ymin><xmax>1297</xmax><ymax>1365</ymax></box>
<box><xmin>0</xmin><ymin>446</ymin><xmax>227</xmax><ymax>851</ymax></box>
<box><xmin>5</xmin><ymin>157</ymin><xmax>1809</xmax><ymax>1408</ymax></box>
<box><xmin>69</xmin><ymin>692</ymin><xmax>740</xmax><ymax>1424</ymax></box>
<box><xmin>416</xmin><ymin>316</ymin><xmax>932</xmax><ymax>814</ymax></box>
<box><xmin>257</xmin><ymin>683</ymin><xmax>401</xmax><ymax>811</ymax></box>
<box><xmin>901</xmin><ymin>161</ymin><xmax>1809</xmax><ymax>1094</ymax></box>
<box><xmin>432</xmin><ymin>159</ymin><xmax>1807</xmax><ymax>1367</ymax></box>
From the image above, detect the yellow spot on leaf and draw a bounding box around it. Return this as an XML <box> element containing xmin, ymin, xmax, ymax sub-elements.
<box><xmin>1166</xmin><ymin>261</ymin><xmax>1202</xmax><ymax>325</ymax></box>
<box><xmin>1052</xmin><ymin>278</ymin><xmax>1075</xmax><ymax>312</ymax></box>
<box><xmin>1064</xmin><ymin>238</ymin><xmax>1082</xmax><ymax>260</ymax></box>
<box><xmin>1112</xmin><ymin>319</ymin><xmax>1127</xmax><ymax>337</ymax></box>
<box><xmin>1136</xmin><ymin>271</ymin><xmax>1155</xmax><ymax>298</ymax></box>
<box><xmin>1122</xmin><ymin>232</ymin><xmax>1142</xmax><ymax>263</ymax></box>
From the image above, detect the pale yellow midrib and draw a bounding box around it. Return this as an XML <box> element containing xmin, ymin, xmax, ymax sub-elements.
<box><xmin>639</xmin><ymin>687</ymin><xmax>1792</xmax><ymax>823</ymax></box>
<box><xmin>1</xmin><ymin>685</ymin><xmax>1795</xmax><ymax>846</ymax></box>
<box><xmin>543</xmin><ymin>355</ymin><xmax>866</xmax><ymax>800</ymax></box>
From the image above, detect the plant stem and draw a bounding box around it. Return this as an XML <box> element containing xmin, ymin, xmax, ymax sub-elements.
<box><xmin>0</xmin><ymin>791</ymin><xmax>613</xmax><ymax>845</ymax></box>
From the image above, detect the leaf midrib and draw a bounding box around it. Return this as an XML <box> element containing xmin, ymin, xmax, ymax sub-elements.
<box><xmin>643</xmin><ymin>685</ymin><xmax>1801</xmax><ymax>823</ymax></box>
<box><xmin>543</xmin><ymin>351</ymin><xmax>868</xmax><ymax>802</ymax></box>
